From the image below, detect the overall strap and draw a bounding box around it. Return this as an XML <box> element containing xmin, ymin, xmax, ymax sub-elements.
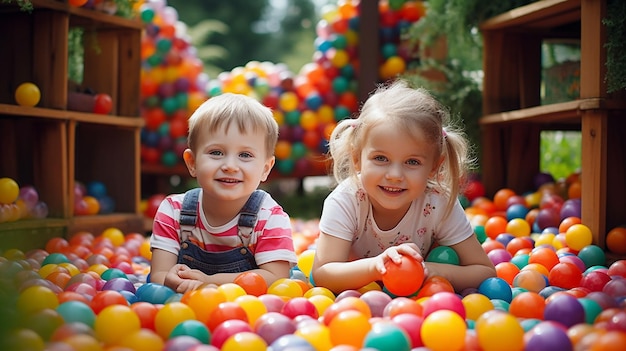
<box><xmin>237</xmin><ymin>190</ymin><xmax>266</xmax><ymax>243</ymax></box>
<box><xmin>179</xmin><ymin>188</ymin><xmax>201</xmax><ymax>241</ymax></box>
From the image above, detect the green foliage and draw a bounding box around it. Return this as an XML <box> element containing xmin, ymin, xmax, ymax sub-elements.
<box><xmin>604</xmin><ymin>0</ymin><xmax>626</xmax><ymax>93</ymax></box>
<box><xmin>540</xmin><ymin>131</ymin><xmax>581</xmax><ymax>180</ymax></box>
<box><xmin>1</xmin><ymin>0</ymin><xmax>32</xmax><ymax>12</ymax></box>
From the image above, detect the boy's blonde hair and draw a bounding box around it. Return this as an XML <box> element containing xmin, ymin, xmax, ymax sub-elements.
<box><xmin>187</xmin><ymin>93</ymin><xmax>278</xmax><ymax>157</ymax></box>
<box><xmin>328</xmin><ymin>79</ymin><xmax>474</xmax><ymax>218</ymax></box>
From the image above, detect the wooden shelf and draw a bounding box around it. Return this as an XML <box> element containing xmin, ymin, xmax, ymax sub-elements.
<box><xmin>0</xmin><ymin>1</ymin><xmax>145</xmax><ymax>251</ymax></box>
<box><xmin>480</xmin><ymin>0</ymin><xmax>580</xmax><ymax>31</ymax></box>
<box><xmin>480</xmin><ymin>98</ymin><xmax>626</xmax><ymax>125</ymax></box>
<box><xmin>479</xmin><ymin>0</ymin><xmax>625</xmax><ymax>250</ymax></box>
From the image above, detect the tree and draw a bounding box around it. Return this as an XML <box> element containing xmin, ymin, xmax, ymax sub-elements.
<box><xmin>165</xmin><ymin>0</ymin><xmax>317</xmax><ymax>75</ymax></box>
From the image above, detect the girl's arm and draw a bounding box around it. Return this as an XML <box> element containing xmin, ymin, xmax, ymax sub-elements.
<box><xmin>424</xmin><ymin>235</ymin><xmax>497</xmax><ymax>292</ymax></box>
<box><xmin>311</xmin><ymin>232</ymin><xmax>382</xmax><ymax>294</ymax></box>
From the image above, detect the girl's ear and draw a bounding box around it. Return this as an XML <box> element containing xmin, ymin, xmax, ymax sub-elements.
<box><xmin>183</xmin><ymin>149</ymin><xmax>196</xmax><ymax>177</ymax></box>
<box><xmin>430</xmin><ymin>155</ymin><xmax>445</xmax><ymax>178</ymax></box>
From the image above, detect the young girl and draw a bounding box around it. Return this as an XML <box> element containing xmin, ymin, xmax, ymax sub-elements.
<box><xmin>311</xmin><ymin>79</ymin><xmax>496</xmax><ymax>294</ymax></box>
<box><xmin>149</xmin><ymin>93</ymin><xmax>297</xmax><ymax>293</ymax></box>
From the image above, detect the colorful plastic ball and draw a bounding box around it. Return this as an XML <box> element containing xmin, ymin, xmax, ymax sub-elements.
<box><xmin>462</xmin><ymin>293</ymin><xmax>494</xmax><ymax>321</ymax></box>
<box><xmin>420</xmin><ymin>309</ymin><xmax>466</xmax><ymax>351</ymax></box>
<box><xmin>485</xmin><ymin>216</ymin><xmax>508</xmax><ymax>240</ymax></box>
<box><xmin>0</xmin><ymin>177</ymin><xmax>19</xmax><ymax>204</ymax></box>
<box><xmin>296</xmin><ymin>249</ymin><xmax>315</xmax><ymax>278</ymax></box>
<box><xmin>253</xmin><ymin>311</ymin><xmax>297</xmax><ymax>345</ymax></box>
<box><xmin>363</xmin><ymin>321</ymin><xmax>411</xmax><ymax>351</ymax></box>
<box><xmin>606</xmin><ymin>227</ymin><xmax>626</xmax><ymax>255</ymax></box>
<box><xmin>118</xmin><ymin>329</ymin><xmax>165</xmax><ymax>351</ymax></box>
<box><xmin>578</xmin><ymin>297</ymin><xmax>603</xmax><ymax>324</ymax></box>
<box><xmin>56</xmin><ymin>300</ymin><xmax>96</xmax><ymax>327</ymax></box>
<box><xmin>548</xmin><ymin>261</ymin><xmax>583</xmax><ymax>289</ymax></box>
<box><xmin>15</xmin><ymin>82</ymin><xmax>41</xmax><ymax>107</ymax></box>
<box><xmin>17</xmin><ymin>285</ymin><xmax>59</xmax><ymax>313</ymax></box>
<box><xmin>4</xmin><ymin>329</ymin><xmax>45</xmax><ymax>351</ymax></box>
<box><xmin>382</xmin><ymin>255</ymin><xmax>424</xmax><ymax>296</ymax></box>
<box><xmin>233</xmin><ymin>271</ymin><xmax>267</xmax><ymax>297</ymax></box>
<box><xmin>155</xmin><ymin>301</ymin><xmax>196</xmax><ymax>339</ymax></box>
<box><xmin>206</xmin><ymin>301</ymin><xmax>249</xmax><ymax>332</ymax></box>
<box><xmin>488</xmin><ymin>248</ymin><xmax>513</xmax><ymax>266</ymax></box>
<box><xmin>426</xmin><ymin>246</ymin><xmax>460</xmax><ymax>265</ymax></box>
<box><xmin>94</xmin><ymin>304</ymin><xmax>141</xmax><ymax>345</ymax></box>
<box><xmin>475</xmin><ymin>310</ymin><xmax>524</xmax><ymax>351</ymax></box>
<box><xmin>603</xmin><ymin>278</ymin><xmax>626</xmax><ymax>298</ymax></box>
<box><xmin>608</xmin><ymin>260</ymin><xmax>626</xmax><ymax>278</ymax></box>
<box><xmin>93</xmin><ymin>93</ymin><xmax>113</xmax><ymax>114</ymax></box>
<box><xmin>269</xmin><ymin>334</ymin><xmax>315</xmax><ymax>351</ymax></box>
<box><xmin>495</xmin><ymin>261</ymin><xmax>520</xmax><ymax>285</ymax></box>
<box><xmin>565</xmin><ymin>224</ymin><xmax>593</xmax><ymax>251</ymax></box>
<box><xmin>525</xmin><ymin>321</ymin><xmax>572</xmax><ymax>351</ymax></box>
<box><xmin>543</xmin><ymin>293</ymin><xmax>585</xmax><ymax>328</ymax></box>
<box><xmin>221</xmin><ymin>332</ymin><xmax>267</xmax><ymax>351</ymax></box>
<box><xmin>359</xmin><ymin>290</ymin><xmax>392</xmax><ymax>318</ymax></box>
<box><xmin>293</xmin><ymin>322</ymin><xmax>333</xmax><ymax>351</ymax></box>
<box><xmin>478</xmin><ymin>277</ymin><xmax>512</xmax><ymax>303</ymax></box>
<box><xmin>577</xmin><ymin>245</ymin><xmax>606</xmax><ymax>268</ymax></box>
<box><xmin>508</xmin><ymin>291</ymin><xmax>545</xmax><ymax>319</ymax></box>
<box><xmin>328</xmin><ymin>309</ymin><xmax>371</xmax><ymax>347</ymax></box>
<box><xmin>135</xmin><ymin>282</ymin><xmax>176</xmax><ymax>304</ymax></box>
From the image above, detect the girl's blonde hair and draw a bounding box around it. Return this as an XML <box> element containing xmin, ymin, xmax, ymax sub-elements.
<box><xmin>186</xmin><ymin>93</ymin><xmax>279</xmax><ymax>157</ymax></box>
<box><xmin>328</xmin><ymin>79</ymin><xmax>473</xmax><ymax>218</ymax></box>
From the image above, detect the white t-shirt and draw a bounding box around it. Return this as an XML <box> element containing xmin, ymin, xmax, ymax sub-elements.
<box><xmin>318</xmin><ymin>177</ymin><xmax>473</xmax><ymax>260</ymax></box>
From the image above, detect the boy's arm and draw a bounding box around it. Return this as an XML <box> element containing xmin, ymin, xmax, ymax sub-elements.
<box><xmin>149</xmin><ymin>248</ymin><xmax>179</xmax><ymax>286</ymax></box>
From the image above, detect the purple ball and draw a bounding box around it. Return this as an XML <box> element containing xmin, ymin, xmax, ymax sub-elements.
<box><xmin>525</xmin><ymin>321</ymin><xmax>572</xmax><ymax>351</ymax></box>
<box><xmin>535</xmin><ymin>208</ymin><xmax>560</xmax><ymax>231</ymax></box>
<box><xmin>163</xmin><ymin>336</ymin><xmax>201</xmax><ymax>351</ymax></box>
<box><xmin>534</xmin><ymin>172</ymin><xmax>555</xmax><ymax>189</ymax></box>
<box><xmin>102</xmin><ymin>277</ymin><xmax>136</xmax><ymax>294</ymax></box>
<box><xmin>254</xmin><ymin>312</ymin><xmax>296</xmax><ymax>345</ymax></box>
<box><xmin>543</xmin><ymin>293</ymin><xmax>585</xmax><ymax>328</ymax></box>
<box><xmin>360</xmin><ymin>290</ymin><xmax>393</xmax><ymax>318</ymax></box>
<box><xmin>560</xmin><ymin>199</ymin><xmax>581</xmax><ymax>220</ymax></box>
<box><xmin>488</xmin><ymin>248</ymin><xmax>512</xmax><ymax>266</ymax></box>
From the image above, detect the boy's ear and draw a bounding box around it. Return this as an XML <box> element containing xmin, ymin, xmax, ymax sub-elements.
<box><xmin>183</xmin><ymin>149</ymin><xmax>196</xmax><ymax>177</ymax></box>
<box><xmin>261</xmin><ymin>156</ymin><xmax>275</xmax><ymax>182</ymax></box>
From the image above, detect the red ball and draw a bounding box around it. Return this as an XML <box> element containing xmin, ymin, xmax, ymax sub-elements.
<box><xmin>464</xmin><ymin>180</ymin><xmax>485</xmax><ymax>202</ymax></box>
<box><xmin>382</xmin><ymin>255</ymin><xmax>424</xmax><ymax>296</ymax></box>
<box><xmin>93</xmin><ymin>93</ymin><xmax>113</xmax><ymax>114</ymax></box>
<box><xmin>145</xmin><ymin>194</ymin><xmax>166</xmax><ymax>219</ymax></box>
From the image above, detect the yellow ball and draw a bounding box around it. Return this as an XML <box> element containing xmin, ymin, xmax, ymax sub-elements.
<box><xmin>0</xmin><ymin>177</ymin><xmax>19</xmax><ymax>204</ymax></box>
<box><xmin>15</xmin><ymin>82</ymin><xmax>41</xmax><ymax>107</ymax></box>
<box><xmin>565</xmin><ymin>224</ymin><xmax>593</xmax><ymax>251</ymax></box>
<box><xmin>17</xmin><ymin>286</ymin><xmax>59</xmax><ymax>313</ymax></box>
<box><xmin>102</xmin><ymin>227</ymin><xmax>125</xmax><ymax>246</ymax></box>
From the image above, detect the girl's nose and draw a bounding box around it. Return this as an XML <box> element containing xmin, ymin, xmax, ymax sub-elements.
<box><xmin>386</xmin><ymin>163</ymin><xmax>403</xmax><ymax>180</ymax></box>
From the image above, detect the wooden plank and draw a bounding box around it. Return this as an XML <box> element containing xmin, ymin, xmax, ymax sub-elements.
<box><xmin>581</xmin><ymin>110</ymin><xmax>607</xmax><ymax>247</ymax></box>
<box><xmin>83</xmin><ymin>30</ymin><xmax>119</xmax><ymax>114</ymax></box>
<box><xmin>580</xmin><ymin>0</ymin><xmax>606</xmax><ymax>98</ymax></box>
<box><xmin>357</xmin><ymin>0</ymin><xmax>379</xmax><ymax>102</ymax></box>
<box><xmin>480</xmin><ymin>0</ymin><xmax>580</xmax><ymax>30</ymax></box>
<box><xmin>33</xmin><ymin>11</ymin><xmax>68</xmax><ymax>110</ymax></box>
<box><xmin>118</xmin><ymin>29</ymin><xmax>141</xmax><ymax>117</ymax></box>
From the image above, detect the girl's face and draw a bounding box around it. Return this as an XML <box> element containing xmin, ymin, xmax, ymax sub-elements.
<box><xmin>183</xmin><ymin>124</ymin><xmax>274</xmax><ymax>202</ymax></box>
<box><xmin>355</xmin><ymin>121</ymin><xmax>441</xmax><ymax>217</ymax></box>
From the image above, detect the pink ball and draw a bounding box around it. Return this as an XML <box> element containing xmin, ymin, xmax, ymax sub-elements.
<box><xmin>422</xmin><ymin>291</ymin><xmax>466</xmax><ymax>320</ymax></box>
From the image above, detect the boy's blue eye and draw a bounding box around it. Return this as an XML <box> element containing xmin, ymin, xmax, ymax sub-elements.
<box><xmin>240</xmin><ymin>152</ymin><xmax>253</xmax><ymax>158</ymax></box>
<box><xmin>208</xmin><ymin>150</ymin><xmax>222</xmax><ymax>156</ymax></box>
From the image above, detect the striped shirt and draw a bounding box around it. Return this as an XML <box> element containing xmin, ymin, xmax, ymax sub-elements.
<box><xmin>150</xmin><ymin>190</ymin><xmax>297</xmax><ymax>266</ymax></box>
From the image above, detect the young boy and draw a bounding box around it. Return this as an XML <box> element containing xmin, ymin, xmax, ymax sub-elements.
<box><xmin>149</xmin><ymin>93</ymin><xmax>297</xmax><ymax>293</ymax></box>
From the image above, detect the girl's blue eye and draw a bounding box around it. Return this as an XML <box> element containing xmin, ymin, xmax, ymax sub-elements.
<box><xmin>240</xmin><ymin>152</ymin><xmax>253</xmax><ymax>158</ymax></box>
<box><xmin>373</xmin><ymin>155</ymin><xmax>387</xmax><ymax>162</ymax></box>
<box><xmin>407</xmin><ymin>159</ymin><xmax>421</xmax><ymax>166</ymax></box>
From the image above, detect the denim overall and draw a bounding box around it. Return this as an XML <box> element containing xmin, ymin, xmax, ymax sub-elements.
<box><xmin>176</xmin><ymin>188</ymin><xmax>264</xmax><ymax>275</ymax></box>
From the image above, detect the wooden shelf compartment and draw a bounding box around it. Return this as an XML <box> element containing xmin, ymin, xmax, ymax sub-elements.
<box><xmin>0</xmin><ymin>219</ymin><xmax>68</xmax><ymax>252</ymax></box>
<box><xmin>0</xmin><ymin>116</ymin><xmax>68</xmax><ymax>219</ymax></box>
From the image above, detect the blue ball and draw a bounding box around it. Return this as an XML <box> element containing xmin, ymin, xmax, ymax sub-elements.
<box><xmin>478</xmin><ymin>277</ymin><xmax>513</xmax><ymax>303</ymax></box>
<box><xmin>86</xmin><ymin>181</ymin><xmax>107</xmax><ymax>198</ymax></box>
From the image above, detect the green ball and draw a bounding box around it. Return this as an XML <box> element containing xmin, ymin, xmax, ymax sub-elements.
<box><xmin>426</xmin><ymin>246</ymin><xmax>460</xmax><ymax>265</ymax></box>
<box><xmin>363</xmin><ymin>322</ymin><xmax>411</xmax><ymax>351</ymax></box>
<box><xmin>474</xmin><ymin>225</ymin><xmax>487</xmax><ymax>243</ymax></box>
<box><xmin>577</xmin><ymin>245</ymin><xmax>606</xmax><ymax>268</ymax></box>
<box><xmin>170</xmin><ymin>320</ymin><xmax>210</xmax><ymax>344</ymax></box>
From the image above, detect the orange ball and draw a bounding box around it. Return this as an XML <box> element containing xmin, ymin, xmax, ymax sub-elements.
<box><xmin>493</xmin><ymin>188</ymin><xmax>516</xmax><ymax>211</ymax></box>
<box><xmin>606</xmin><ymin>227</ymin><xmax>626</xmax><ymax>255</ymax></box>
<box><xmin>528</xmin><ymin>247</ymin><xmax>559</xmax><ymax>271</ymax></box>
<box><xmin>484</xmin><ymin>216</ymin><xmax>508</xmax><ymax>240</ymax></box>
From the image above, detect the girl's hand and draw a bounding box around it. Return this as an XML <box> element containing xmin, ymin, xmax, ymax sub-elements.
<box><xmin>375</xmin><ymin>243</ymin><xmax>424</xmax><ymax>275</ymax></box>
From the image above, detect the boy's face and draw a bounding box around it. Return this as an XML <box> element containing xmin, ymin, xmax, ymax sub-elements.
<box><xmin>183</xmin><ymin>124</ymin><xmax>274</xmax><ymax>202</ymax></box>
